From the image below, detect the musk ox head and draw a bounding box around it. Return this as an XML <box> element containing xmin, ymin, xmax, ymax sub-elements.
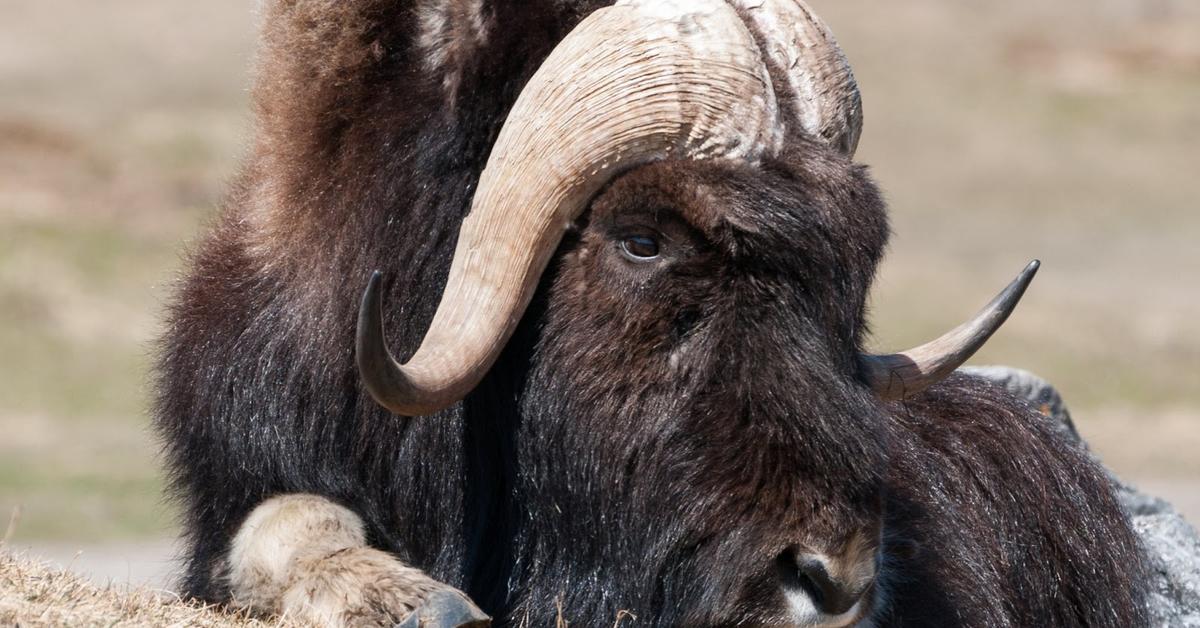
<box><xmin>356</xmin><ymin>0</ymin><xmax>1036</xmax><ymax>624</ymax></box>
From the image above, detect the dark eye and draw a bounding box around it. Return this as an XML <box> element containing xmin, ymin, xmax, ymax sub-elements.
<box><xmin>619</xmin><ymin>235</ymin><xmax>660</xmax><ymax>261</ymax></box>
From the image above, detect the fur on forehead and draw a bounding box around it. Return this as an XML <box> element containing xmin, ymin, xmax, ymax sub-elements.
<box><xmin>589</xmin><ymin>138</ymin><xmax>890</xmax><ymax>277</ymax></box>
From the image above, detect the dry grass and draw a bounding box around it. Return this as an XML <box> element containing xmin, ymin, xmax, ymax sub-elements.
<box><xmin>0</xmin><ymin>546</ymin><xmax>296</xmax><ymax>627</ymax></box>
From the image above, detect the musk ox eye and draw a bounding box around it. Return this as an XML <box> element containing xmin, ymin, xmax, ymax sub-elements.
<box><xmin>620</xmin><ymin>235</ymin><xmax>660</xmax><ymax>261</ymax></box>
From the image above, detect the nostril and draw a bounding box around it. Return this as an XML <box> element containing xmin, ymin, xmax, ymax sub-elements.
<box><xmin>797</xmin><ymin>556</ymin><xmax>858</xmax><ymax>615</ymax></box>
<box><xmin>793</xmin><ymin>558</ymin><xmax>831</xmax><ymax>610</ymax></box>
<box><xmin>776</xmin><ymin>551</ymin><xmax>868</xmax><ymax>617</ymax></box>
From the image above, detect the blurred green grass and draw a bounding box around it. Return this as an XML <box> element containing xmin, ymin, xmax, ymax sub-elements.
<box><xmin>1</xmin><ymin>0</ymin><xmax>1198</xmax><ymax>542</ymax></box>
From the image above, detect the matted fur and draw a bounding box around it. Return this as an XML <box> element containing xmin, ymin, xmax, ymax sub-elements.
<box><xmin>155</xmin><ymin>1</ymin><xmax>1149</xmax><ymax>625</ymax></box>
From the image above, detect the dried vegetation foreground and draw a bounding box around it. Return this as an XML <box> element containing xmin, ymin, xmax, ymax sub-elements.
<box><xmin>0</xmin><ymin>547</ymin><xmax>296</xmax><ymax>627</ymax></box>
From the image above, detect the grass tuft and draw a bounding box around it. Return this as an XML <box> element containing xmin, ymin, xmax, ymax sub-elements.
<box><xmin>0</xmin><ymin>546</ymin><xmax>301</xmax><ymax>627</ymax></box>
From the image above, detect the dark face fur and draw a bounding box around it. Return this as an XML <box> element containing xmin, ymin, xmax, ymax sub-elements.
<box><xmin>513</xmin><ymin>139</ymin><xmax>894</xmax><ymax>625</ymax></box>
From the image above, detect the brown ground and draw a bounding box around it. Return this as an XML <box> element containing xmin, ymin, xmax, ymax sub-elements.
<box><xmin>0</xmin><ymin>0</ymin><xmax>1197</xmax><ymax>587</ymax></box>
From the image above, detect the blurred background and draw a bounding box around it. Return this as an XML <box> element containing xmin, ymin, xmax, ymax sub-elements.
<box><xmin>1</xmin><ymin>0</ymin><xmax>1197</xmax><ymax>586</ymax></box>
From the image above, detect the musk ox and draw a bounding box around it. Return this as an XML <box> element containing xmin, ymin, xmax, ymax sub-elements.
<box><xmin>155</xmin><ymin>0</ymin><xmax>1149</xmax><ymax>625</ymax></box>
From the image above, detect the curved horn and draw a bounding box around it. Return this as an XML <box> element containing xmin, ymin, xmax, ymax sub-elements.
<box><xmin>732</xmin><ymin>0</ymin><xmax>863</xmax><ymax>155</ymax></box>
<box><xmin>862</xmin><ymin>260</ymin><xmax>1040</xmax><ymax>401</ymax></box>
<box><xmin>359</xmin><ymin>0</ymin><xmax>861</xmax><ymax>416</ymax></box>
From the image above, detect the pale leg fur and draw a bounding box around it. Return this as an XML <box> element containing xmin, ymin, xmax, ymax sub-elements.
<box><xmin>226</xmin><ymin>494</ymin><xmax>479</xmax><ymax>627</ymax></box>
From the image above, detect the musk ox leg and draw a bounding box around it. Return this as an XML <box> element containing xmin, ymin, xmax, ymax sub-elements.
<box><xmin>225</xmin><ymin>494</ymin><xmax>489</xmax><ymax>628</ymax></box>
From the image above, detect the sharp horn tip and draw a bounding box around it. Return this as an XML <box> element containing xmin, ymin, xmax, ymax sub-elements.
<box><xmin>1007</xmin><ymin>259</ymin><xmax>1040</xmax><ymax>299</ymax></box>
<box><xmin>359</xmin><ymin>271</ymin><xmax>380</xmax><ymax>317</ymax></box>
<box><xmin>356</xmin><ymin>270</ymin><xmax>417</xmax><ymax>416</ymax></box>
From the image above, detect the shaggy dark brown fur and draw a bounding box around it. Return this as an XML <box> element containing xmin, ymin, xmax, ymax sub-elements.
<box><xmin>155</xmin><ymin>1</ymin><xmax>1148</xmax><ymax>625</ymax></box>
<box><xmin>877</xmin><ymin>376</ymin><xmax>1147</xmax><ymax>627</ymax></box>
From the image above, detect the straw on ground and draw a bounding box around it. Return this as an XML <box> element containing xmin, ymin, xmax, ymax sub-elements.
<box><xmin>0</xmin><ymin>547</ymin><xmax>301</xmax><ymax>628</ymax></box>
